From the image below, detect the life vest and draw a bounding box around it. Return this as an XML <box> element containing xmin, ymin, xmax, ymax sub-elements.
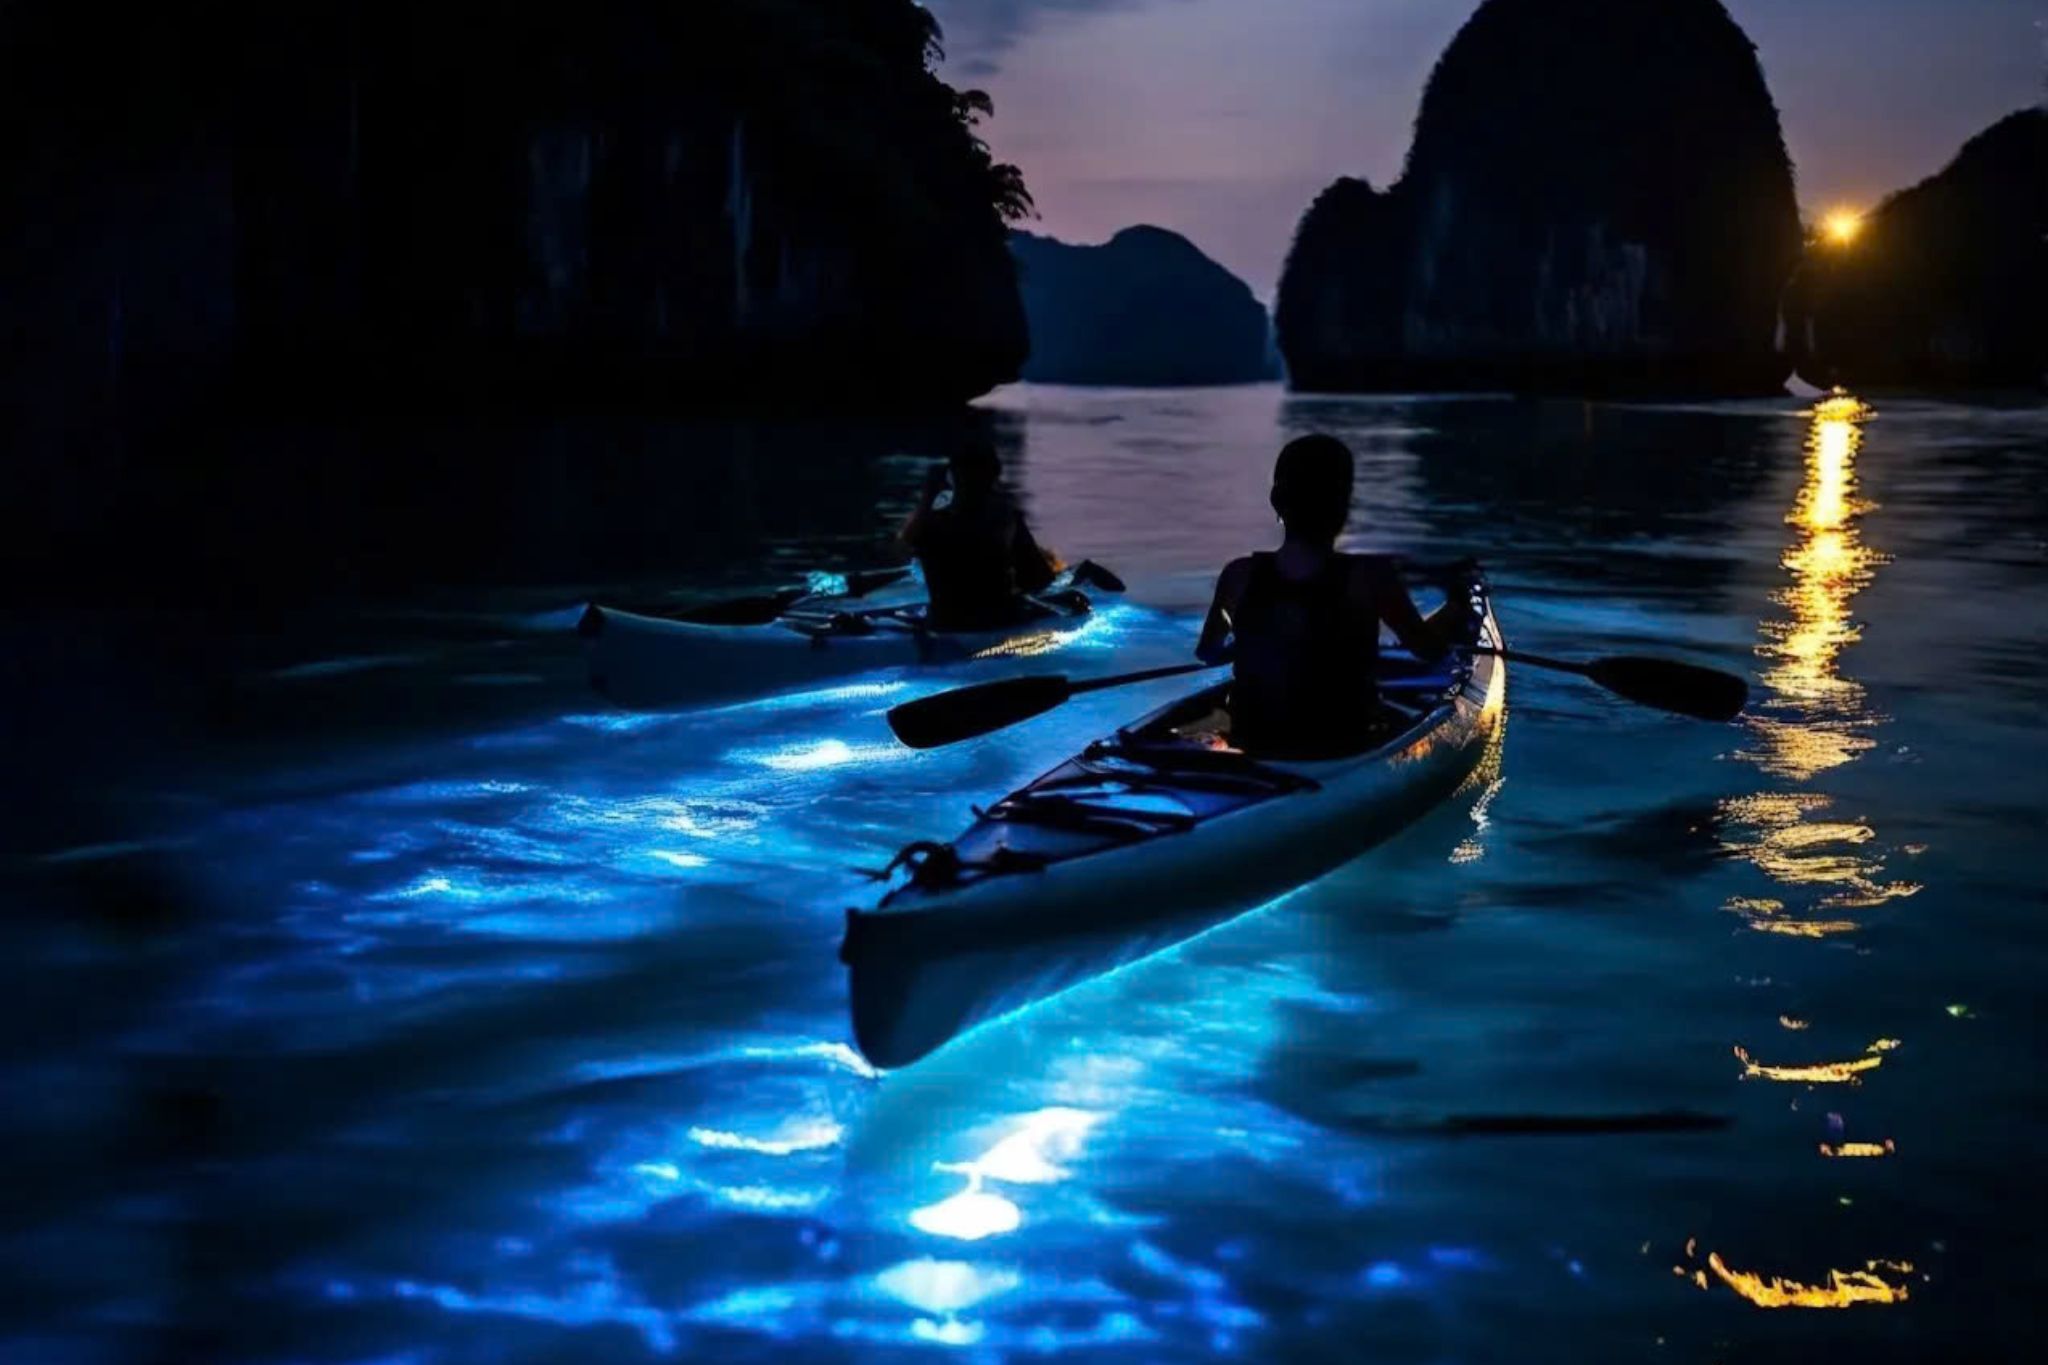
<box><xmin>1230</xmin><ymin>551</ymin><xmax>1383</xmax><ymax>757</ymax></box>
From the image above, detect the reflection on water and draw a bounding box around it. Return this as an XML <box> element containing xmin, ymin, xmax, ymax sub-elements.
<box><xmin>1819</xmin><ymin>1139</ymin><xmax>1897</xmax><ymax>1159</ymax></box>
<box><xmin>1702</xmin><ymin>393</ymin><xmax>1921</xmax><ymax>1312</ymax></box>
<box><xmin>1448</xmin><ymin>726</ymin><xmax>1508</xmax><ymax>866</ymax></box>
<box><xmin>1744</xmin><ymin>393</ymin><xmax>1886</xmax><ymax>782</ymax></box>
<box><xmin>1721</xmin><ymin>396</ymin><xmax>1920</xmax><ymax>934</ymax></box>
<box><xmin>1700</xmin><ymin>1254</ymin><xmax>1915</xmax><ymax>1309</ymax></box>
<box><xmin>1672</xmin><ymin>1239</ymin><xmax>1917</xmax><ymax>1310</ymax></box>
<box><xmin>1733</xmin><ymin>1039</ymin><xmax>1894</xmax><ymax>1084</ymax></box>
<box><xmin>16</xmin><ymin>385</ymin><xmax>2048</xmax><ymax>1359</ymax></box>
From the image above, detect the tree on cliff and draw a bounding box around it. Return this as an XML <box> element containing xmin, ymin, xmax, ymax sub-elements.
<box><xmin>1275</xmin><ymin>0</ymin><xmax>1803</xmax><ymax>397</ymax></box>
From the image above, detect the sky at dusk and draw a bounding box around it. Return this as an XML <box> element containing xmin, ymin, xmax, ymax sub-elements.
<box><xmin>924</xmin><ymin>0</ymin><xmax>2048</xmax><ymax>299</ymax></box>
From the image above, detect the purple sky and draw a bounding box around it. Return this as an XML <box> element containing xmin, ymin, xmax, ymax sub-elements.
<box><xmin>925</xmin><ymin>0</ymin><xmax>2047</xmax><ymax>299</ymax></box>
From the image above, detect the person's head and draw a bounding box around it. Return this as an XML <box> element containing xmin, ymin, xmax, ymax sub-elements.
<box><xmin>1271</xmin><ymin>434</ymin><xmax>1355</xmax><ymax>544</ymax></box>
<box><xmin>947</xmin><ymin>437</ymin><xmax>1002</xmax><ymax>499</ymax></box>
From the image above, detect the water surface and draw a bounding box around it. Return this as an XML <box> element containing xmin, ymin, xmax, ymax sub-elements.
<box><xmin>7</xmin><ymin>384</ymin><xmax>2045</xmax><ymax>1362</ymax></box>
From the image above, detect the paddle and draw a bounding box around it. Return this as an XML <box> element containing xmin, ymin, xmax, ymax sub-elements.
<box><xmin>625</xmin><ymin>567</ymin><xmax>917</xmax><ymax>628</ymax></box>
<box><xmin>1067</xmin><ymin>559</ymin><xmax>1127</xmax><ymax>593</ymax></box>
<box><xmin>885</xmin><ymin>647</ymin><xmax>1748</xmax><ymax>750</ymax></box>
<box><xmin>1486</xmin><ymin>649</ymin><xmax>1749</xmax><ymax>724</ymax></box>
<box><xmin>888</xmin><ymin>662</ymin><xmax>1216</xmax><ymax>750</ymax></box>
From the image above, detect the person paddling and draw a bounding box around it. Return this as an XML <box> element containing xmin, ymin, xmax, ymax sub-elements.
<box><xmin>902</xmin><ymin>438</ymin><xmax>1057</xmax><ymax>631</ymax></box>
<box><xmin>1196</xmin><ymin>433</ymin><xmax>1450</xmax><ymax>757</ymax></box>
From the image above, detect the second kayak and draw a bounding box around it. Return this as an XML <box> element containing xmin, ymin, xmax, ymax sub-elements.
<box><xmin>580</xmin><ymin>590</ymin><xmax>1103</xmax><ymax>712</ymax></box>
<box><xmin>841</xmin><ymin>566</ymin><xmax>1504</xmax><ymax>1069</ymax></box>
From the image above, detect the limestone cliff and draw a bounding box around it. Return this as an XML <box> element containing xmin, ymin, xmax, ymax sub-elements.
<box><xmin>0</xmin><ymin>0</ymin><xmax>1036</xmax><ymax>591</ymax></box>
<box><xmin>0</xmin><ymin>0</ymin><xmax>1031</xmax><ymax>422</ymax></box>
<box><xmin>1276</xmin><ymin>0</ymin><xmax>1803</xmax><ymax>396</ymax></box>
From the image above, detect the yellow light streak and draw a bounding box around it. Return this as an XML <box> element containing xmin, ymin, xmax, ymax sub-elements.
<box><xmin>1706</xmin><ymin>1253</ymin><xmax>1911</xmax><ymax>1308</ymax></box>
<box><xmin>1733</xmin><ymin>1038</ymin><xmax>1897</xmax><ymax>1084</ymax></box>
<box><xmin>1819</xmin><ymin>1139</ymin><xmax>1895</xmax><ymax>1158</ymax></box>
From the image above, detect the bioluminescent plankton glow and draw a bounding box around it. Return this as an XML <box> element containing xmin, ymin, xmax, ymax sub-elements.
<box><xmin>910</xmin><ymin>1107</ymin><xmax>1103</xmax><ymax>1242</ymax></box>
<box><xmin>23</xmin><ymin>377</ymin><xmax>2040</xmax><ymax>1359</ymax></box>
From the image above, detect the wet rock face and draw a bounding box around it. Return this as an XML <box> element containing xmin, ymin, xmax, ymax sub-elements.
<box><xmin>1010</xmin><ymin>227</ymin><xmax>1279</xmax><ymax>387</ymax></box>
<box><xmin>1786</xmin><ymin>109</ymin><xmax>2047</xmax><ymax>392</ymax></box>
<box><xmin>1276</xmin><ymin>0</ymin><xmax>1803</xmax><ymax>397</ymax></box>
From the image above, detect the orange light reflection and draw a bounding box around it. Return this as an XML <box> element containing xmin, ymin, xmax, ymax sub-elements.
<box><xmin>1707</xmin><ymin>1253</ymin><xmax>1911</xmax><ymax>1308</ymax></box>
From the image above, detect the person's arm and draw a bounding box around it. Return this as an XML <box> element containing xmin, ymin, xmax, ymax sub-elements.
<box><xmin>1196</xmin><ymin>558</ymin><xmax>1252</xmax><ymax>665</ymax></box>
<box><xmin>1366</xmin><ymin>558</ymin><xmax>1450</xmax><ymax>662</ymax></box>
<box><xmin>1010</xmin><ymin>512</ymin><xmax>1058</xmax><ymax>594</ymax></box>
<box><xmin>899</xmin><ymin>464</ymin><xmax>951</xmax><ymax>551</ymax></box>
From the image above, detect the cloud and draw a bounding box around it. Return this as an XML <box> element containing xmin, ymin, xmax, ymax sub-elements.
<box><xmin>923</xmin><ymin>0</ymin><xmax>1177</xmax><ymax>72</ymax></box>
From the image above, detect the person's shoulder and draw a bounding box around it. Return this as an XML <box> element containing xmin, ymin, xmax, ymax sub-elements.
<box><xmin>1216</xmin><ymin>554</ymin><xmax>1257</xmax><ymax>593</ymax></box>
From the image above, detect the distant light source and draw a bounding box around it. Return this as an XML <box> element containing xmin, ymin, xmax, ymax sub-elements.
<box><xmin>1820</xmin><ymin>209</ymin><xmax>1864</xmax><ymax>246</ymax></box>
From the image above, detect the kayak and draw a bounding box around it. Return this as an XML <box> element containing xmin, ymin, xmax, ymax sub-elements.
<box><xmin>840</xmin><ymin>567</ymin><xmax>1503</xmax><ymax>1069</ymax></box>
<box><xmin>580</xmin><ymin>590</ymin><xmax>1099</xmax><ymax>711</ymax></box>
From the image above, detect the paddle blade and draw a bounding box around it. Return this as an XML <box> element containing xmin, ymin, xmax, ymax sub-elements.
<box><xmin>887</xmin><ymin>675</ymin><xmax>1075</xmax><ymax>749</ymax></box>
<box><xmin>1070</xmin><ymin>560</ymin><xmax>1127</xmax><ymax>593</ymax></box>
<box><xmin>844</xmin><ymin>567</ymin><xmax>914</xmax><ymax>598</ymax></box>
<box><xmin>1587</xmin><ymin>656</ymin><xmax>1749</xmax><ymax>723</ymax></box>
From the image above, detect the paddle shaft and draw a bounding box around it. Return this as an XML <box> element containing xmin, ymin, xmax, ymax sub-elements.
<box><xmin>888</xmin><ymin>622</ymin><xmax>1748</xmax><ymax>749</ymax></box>
<box><xmin>1471</xmin><ymin>646</ymin><xmax>1591</xmax><ymax>677</ymax></box>
<box><xmin>1068</xmin><ymin>661</ymin><xmax>1217</xmax><ymax>696</ymax></box>
<box><xmin>933</xmin><ymin>647</ymin><xmax>1714</xmax><ymax>708</ymax></box>
<box><xmin>1069</xmin><ymin>649</ymin><xmax>1591</xmax><ymax>693</ymax></box>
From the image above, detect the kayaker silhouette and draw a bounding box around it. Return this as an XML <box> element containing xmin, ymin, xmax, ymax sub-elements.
<box><xmin>902</xmin><ymin>438</ymin><xmax>1058</xmax><ymax>632</ymax></box>
<box><xmin>1197</xmin><ymin>433</ymin><xmax>1451</xmax><ymax>757</ymax></box>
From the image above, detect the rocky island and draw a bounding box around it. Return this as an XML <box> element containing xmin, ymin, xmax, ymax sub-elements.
<box><xmin>1785</xmin><ymin>108</ymin><xmax>2046</xmax><ymax>391</ymax></box>
<box><xmin>1010</xmin><ymin>227</ymin><xmax>1278</xmax><ymax>386</ymax></box>
<box><xmin>1275</xmin><ymin>0</ymin><xmax>1804</xmax><ymax>397</ymax></box>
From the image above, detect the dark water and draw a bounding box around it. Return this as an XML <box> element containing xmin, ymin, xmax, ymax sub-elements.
<box><xmin>6</xmin><ymin>384</ymin><xmax>2046</xmax><ymax>1362</ymax></box>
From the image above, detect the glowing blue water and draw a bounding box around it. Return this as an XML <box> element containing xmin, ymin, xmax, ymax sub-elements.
<box><xmin>10</xmin><ymin>387</ymin><xmax>2046</xmax><ymax>1361</ymax></box>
